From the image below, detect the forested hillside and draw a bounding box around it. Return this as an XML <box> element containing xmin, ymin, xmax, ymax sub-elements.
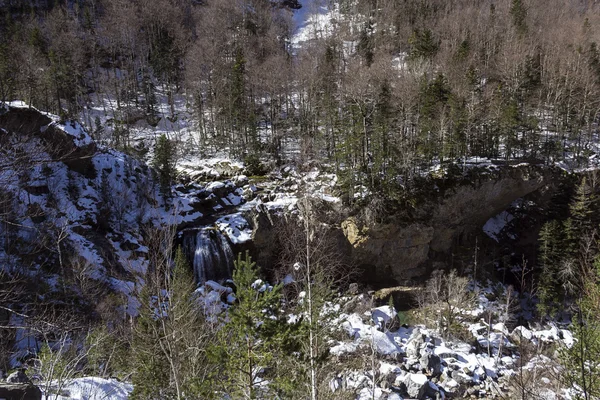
<box><xmin>2</xmin><ymin>0</ymin><xmax>600</xmax><ymax>186</ymax></box>
<box><xmin>3</xmin><ymin>1</ymin><xmax>600</xmax><ymax>399</ymax></box>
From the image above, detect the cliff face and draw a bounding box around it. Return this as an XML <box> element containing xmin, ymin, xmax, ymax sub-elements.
<box><xmin>342</xmin><ymin>220</ymin><xmax>434</xmax><ymax>283</ymax></box>
<box><xmin>337</xmin><ymin>165</ymin><xmax>557</xmax><ymax>284</ymax></box>
<box><xmin>247</xmin><ymin>165</ymin><xmax>561</xmax><ymax>286</ymax></box>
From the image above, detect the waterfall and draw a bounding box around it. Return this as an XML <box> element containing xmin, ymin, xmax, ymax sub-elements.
<box><xmin>183</xmin><ymin>228</ymin><xmax>234</xmax><ymax>283</ymax></box>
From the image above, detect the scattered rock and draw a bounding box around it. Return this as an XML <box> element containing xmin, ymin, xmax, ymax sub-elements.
<box><xmin>452</xmin><ymin>370</ymin><xmax>472</xmax><ymax>385</ymax></box>
<box><xmin>406</xmin><ymin>329</ymin><xmax>427</xmax><ymax>359</ymax></box>
<box><xmin>329</xmin><ymin>376</ymin><xmax>342</xmax><ymax>392</ymax></box>
<box><xmin>418</xmin><ymin>380</ymin><xmax>443</xmax><ymax>400</ymax></box>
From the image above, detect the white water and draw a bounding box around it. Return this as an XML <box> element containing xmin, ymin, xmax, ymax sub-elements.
<box><xmin>184</xmin><ymin>228</ymin><xmax>234</xmax><ymax>283</ymax></box>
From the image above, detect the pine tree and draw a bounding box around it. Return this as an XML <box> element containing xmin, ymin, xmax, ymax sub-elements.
<box><xmin>561</xmin><ymin>256</ymin><xmax>600</xmax><ymax>400</ymax></box>
<box><xmin>153</xmin><ymin>134</ymin><xmax>175</xmax><ymax>205</ymax></box>
<box><xmin>537</xmin><ymin>220</ymin><xmax>565</xmax><ymax>316</ymax></box>
<box><xmin>510</xmin><ymin>0</ymin><xmax>528</xmax><ymax>35</ymax></box>
<box><xmin>130</xmin><ymin>285</ymin><xmax>171</xmax><ymax>399</ymax></box>
<box><xmin>208</xmin><ymin>252</ymin><xmax>292</xmax><ymax>399</ymax></box>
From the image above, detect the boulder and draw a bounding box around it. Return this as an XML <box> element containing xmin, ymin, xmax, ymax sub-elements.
<box><xmin>451</xmin><ymin>370</ymin><xmax>472</xmax><ymax>385</ymax></box>
<box><xmin>0</xmin><ymin>384</ymin><xmax>41</xmax><ymax>400</ymax></box>
<box><xmin>404</xmin><ymin>373</ymin><xmax>428</xmax><ymax>398</ymax></box>
<box><xmin>406</xmin><ymin>329</ymin><xmax>427</xmax><ymax>359</ymax></box>
<box><xmin>418</xmin><ymin>380</ymin><xmax>443</xmax><ymax>400</ymax></box>
<box><xmin>6</xmin><ymin>371</ymin><xmax>30</xmax><ymax>384</ymax></box>
<box><xmin>420</xmin><ymin>352</ymin><xmax>442</xmax><ymax>377</ymax></box>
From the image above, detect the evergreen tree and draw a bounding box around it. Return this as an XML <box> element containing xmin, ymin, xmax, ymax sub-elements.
<box><xmin>537</xmin><ymin>220</ymin><xmax>565</xmax><ymax>316</ymax></box>
<box><xmin>143</xmin><ymin>73</ymin><xmax>160</xmax><ymax>127</ymax></box>
<box><xmin>208</xmin><ymin>252</ymin><xmax>294</xmax><ymax>399</ymax></box>
<box><xmin>130</xmin><ymin>287</ymin><xmax>171</xmax><ymax>399</ymax></box>
<box><xmin>418</xmin><ymin>74</ymin><xmax>451</xmax><ymax>161</ymax></box>
<box><xmin>93</xmin><ymin>116</ymin><xmax>104</xmax><ymax>141</ymax></box>
<box><xmin>153</xmin><ymin>134</ymin><xmax>175</xmax><ymax>204</ymax></box>
<box><xmin>569</xmin><ymin>177</ymin><xmax>596</xmax><ymax>237</ymax></box>
<box><xmin>510</xmin><ymin>0</ymin><xmax>528</xmax><ymax>35</ymax></box>
<box><xmin>408</xmin><ymin>29</ymin><xmax>439</xmax><ymax>60</ymax></box>
<box><xmin>357</xmin><ymin>21</ymin><xmax>374</xmax><ymax>66</ymax></box>
<box><xmin>561</xmin><ymin>256</ymin><xmax>600</xmax><ymax>400</ymax></box>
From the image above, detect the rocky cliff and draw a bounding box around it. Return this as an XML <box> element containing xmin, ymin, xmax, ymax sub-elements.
<box><xmin>336</xmin><ymin>165</ymin><xmax>560</xmax><ymax>285</ymax></box>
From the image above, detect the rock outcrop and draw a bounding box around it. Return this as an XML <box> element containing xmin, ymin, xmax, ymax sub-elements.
<box><xmin>245</xmin><ymin>164</ymin><xmax>560</xmax><ymax>285</ymax></box>
<box><xmin>342</xmin><ymin>219</ymin><xmax>434</xmax><ymax>283</ymax></box>
<box><xmin>339</xmin><ymin>165</ymin><xmax>558</xmax><ymax>284</ymax></box>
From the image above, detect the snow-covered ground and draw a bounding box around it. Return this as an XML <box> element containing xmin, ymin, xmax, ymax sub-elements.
<box><xmin>292</xmin><ymin>0</ymin><xmax>338</xmax><ymax>48</ymax></box>
<box><xmin>42</xmin><ymin>378</ymin><xmax>132</xmax><ymax>400</ymax></box>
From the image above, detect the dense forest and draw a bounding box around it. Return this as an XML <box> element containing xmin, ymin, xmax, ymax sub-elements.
<box><xmin>2</xmin><ymin>0</ymin><xmax>600</xmax><ymax>193</ymax></box>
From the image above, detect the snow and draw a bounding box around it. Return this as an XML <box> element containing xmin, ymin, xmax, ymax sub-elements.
<box><xmin>263</xmin><ymin>195</ymin><xmax>298</xmax><ymax>211</ymax></box>
<box><xmin>338</xmin><ymin>313</ymin><xmax>402</xmax><ymax>355</ymax></box>
<box><xmin>483</xmin><ymin>211</ymin><xmax>514</xmax><ymax>242</ymax></box>
<box><xmin>357</xmin><ymin>387</ymin><xmax>384</xmax><ymax>399</ymax></box>
<box><xmin>292</xmin><ymin>0</ymin><xmax>337</xmax><ymax>47</ymax></box>
<box><xmin>109</xmin><ymin>278</ymin><xmax>140</xmax><ymax>317</ymax></box>
<box><xmin>56</xmin><ymin>120</ymin><xmax>94</xmax><ymax>147</ymax></box>
<box><xmin>205</xmin><ymin>280</ymin><xmax>230</xmax><ymax>293</ymax></box>
<box><xmin>225</xmin><ymin>191</ymin><xmax>243</xmax><ymax>206</ymax></box>
<box><xmin>405</xmin><ymin>372</ymin><xmax>428</xmax><ymax>385</ymax></box>
<box><xmin>379</xmin><ymin>361</ymin><xmax>401</xmax><ymax>375</ymax></box>
<box><xmin>371</xmin><ymin>306</ymin><xmax>397</xmax><ymax>329</ymax></box>
<box><xmin>251</xmin><ymin>279</ymin><xmax>268</xmax><ymax>292</ymax></box>
<box><xmin>43</xmin><ymin>377</ymin><xmax>132</xmax><ymax>400</ymax></box>
<box><xmin>512</xmin><ymin>325</ymin><xmax>533</xmax><ymax>340</ymax></box>
<box><xmin>6</xmin><ymin>100</ymin><xmax>30</xmax><ymax>109</ymax></box>
<box><xmin>323</xmin><ymin>282</ymin><xmax>578</xmax><ymax>399</ymax></box>
<box><xmin>282</xmin><ymin>274</ymin><xmax>295</xmax><ymax>285</ymax></box>
<box><xmin>206</xmin><ymin>181</ymin><xmax>226</xmax><ymax>192</ymax></box>
<box><xmin>216</xmin><ymin>213</ymin><xmax>252</xmax><ymax>244</ymax></box>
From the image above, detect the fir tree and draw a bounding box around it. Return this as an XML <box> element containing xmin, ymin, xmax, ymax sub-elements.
<box><xmin>561</xmin><ymin>256</ymin><xmax>600</xmax><ymax>400</ymax></box>
<box><xmin>208</xmin><ymin>252</ymin><xmax>293</xmax><ymax>399</ymax></box>
<box><xmin>510</xmin><ymin>0</ymin><xmax>528</xmax><ymax>35</ymax></box>
<box><xmin>153</xmin><ymin>134</ymin><xmax>175</xmax><ymax>205</ymax></box>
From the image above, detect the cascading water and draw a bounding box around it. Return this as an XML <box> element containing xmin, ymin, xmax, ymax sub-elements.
<box><xmin>182</xmin><ymin>228</ymin><xmax>234</xmax><ymax>283</ymax></box>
